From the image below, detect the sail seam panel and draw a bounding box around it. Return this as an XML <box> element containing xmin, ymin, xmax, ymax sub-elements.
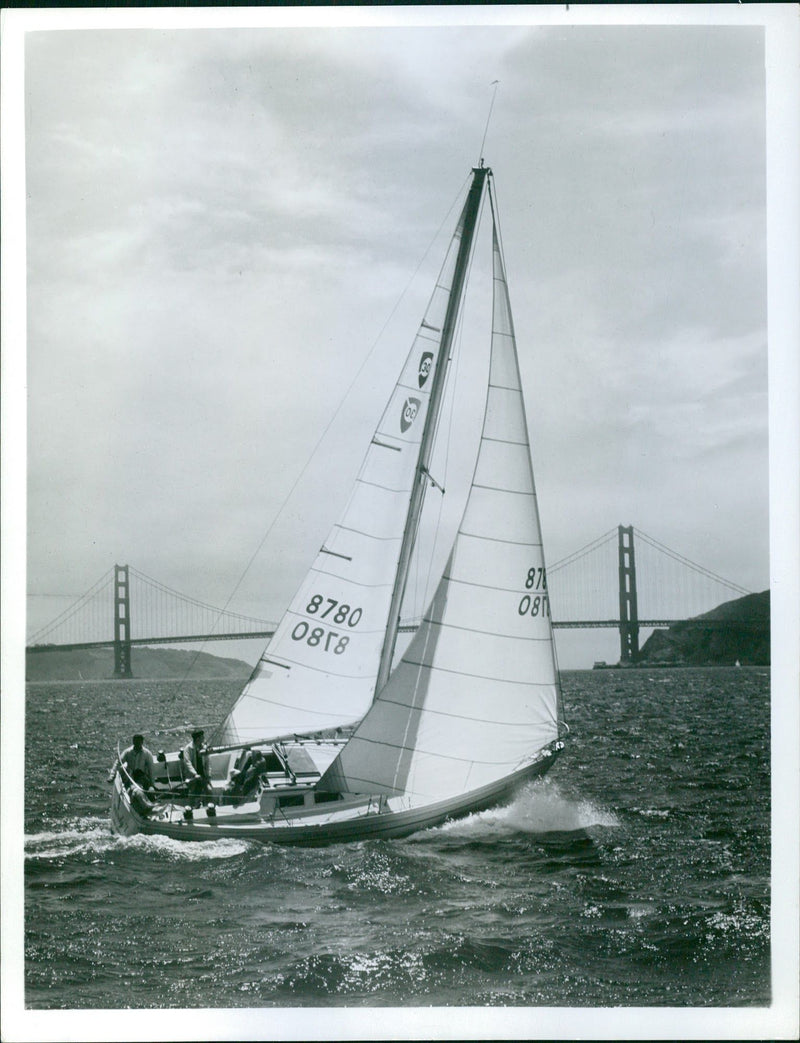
<box><xmin>441</xmin><ymin>572</ymin><xmax>544</xmax><ymax>595</ymax></box>
<box><xmin>355</xmin><ymin>477</ymin><xmax>413</xmax><ymax>495</ymax></box>
<box><xmin>395</xmin><ymin>378</ymin><xmax>434</xmax><ymax>396</ymax></box>
<box><xmin>231</xmin><ymin>693</ymin><xmax>361</xmax><ymax>719</ymax></box>
<box><xmin>376</xmin><ymin>431</ymin><xmax>427</xmax><ymax>448</ymax></box>
<box><xmin>372</xmin><ymin>691</ymin><xmax>557</xmax><ymax>722</ymax></box>
<box><xmin>251</xmin><ymin>656</ymin><xmax>377</xmax><ymax>680</ymax></box>
<box><xmin>309</xmin><ymin>566</ymin><xmax>394</xmax><ymax>589</ymax></box>
<box><xmin>471</xmin><ymin>482</ymin><xmax>534</xmax><ymax>497</ymax></box>
<box><xmin>416</xmin><ymin>615</ymin><xmax>553</xmax><ymax>643</ymax></box>
<box><xmin>452</xmin><ymin>529</ymin><xmax>542</xmax><ymax>549</ymax></box>
<box><xmin>400</xmin><ymin>657</ymin><xmax>552</xmax><ymax>683</ymax></box>
<box><xmin>456</xmin><ymin>528</ymin><xmax>542</xmax><ymax>548</ymax></box>
<box><xmin>333</xmin><ymin>523</ymin><xmax>403</xmax><ymax>543</ymax></box>
<box><xmin>480</xmin><ymin>435</ymin><xmax>527</xmax><ymax>448</ymax></box>
<box><xmin>334</xmin><ymin>734</ymin><xmax>533</xmax><ymax>768</ymax></box>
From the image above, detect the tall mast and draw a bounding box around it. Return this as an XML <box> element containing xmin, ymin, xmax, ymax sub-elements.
<box><xmin>375</xmin><ymin>164</ymin><xmax>489</xmax><ymax>694</ymax></box>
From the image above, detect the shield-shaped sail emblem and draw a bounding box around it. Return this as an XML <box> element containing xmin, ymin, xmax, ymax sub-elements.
<box><xmin>418</xmin><ymin>352</ymin><xmax>433</xmax><ymax>388</ymax></box>
<box><xmin>400</xmin><ymin>397</ymin><xmax>421</xmax><ymax>433</ymax></box>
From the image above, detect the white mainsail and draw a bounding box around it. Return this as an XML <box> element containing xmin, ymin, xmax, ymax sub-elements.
<box><xmin>214</xmin><ymin>188</ymin><xmax>477</xmax><ymax>746</ymax></box>
<box><xmin>319</xmin><ymin>202</ymin><xmax>562</xmax><ymax>801</ymax></box>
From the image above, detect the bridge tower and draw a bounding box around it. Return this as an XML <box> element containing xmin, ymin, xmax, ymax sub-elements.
<box><xmin>618</xmin><ymin>525</ymin><xmax>639</xmax><ymax>664</ymax></box>
<box><xmin>113</xmin><ymin>564</ymin><xmax>133</xmax><ymax>678</ymax></box>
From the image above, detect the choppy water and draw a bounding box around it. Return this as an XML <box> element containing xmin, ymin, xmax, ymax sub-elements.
<box><xmin>23</xmin><ymin>668</ymin><xmax>769</xmax><ymax>1009</ymax></box>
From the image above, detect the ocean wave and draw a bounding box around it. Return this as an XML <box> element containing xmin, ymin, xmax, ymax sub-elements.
<box><xmin>24</xmin><ymin>817</ymin><xmax>254</xmax><ymax>861</ymax></box>
<box><xmin>113</xmin><ymin>832</ymin><xmax>255</xmax><ymax>861</ymax></box>
<box><xmin>24</xmin><ymin>817</ymin><xmax>114</xmax><ymax>860</ymax></box>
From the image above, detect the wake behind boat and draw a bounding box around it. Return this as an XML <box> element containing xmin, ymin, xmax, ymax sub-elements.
<box><xmin>109</xmin><ymin>161</ymin><xmax>567</xmax><ymax>844</ymax></box>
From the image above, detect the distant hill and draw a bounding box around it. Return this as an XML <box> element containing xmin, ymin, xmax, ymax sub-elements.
<box><xmin>26</xmin><ymin>645</ymin><xmax>253</xmax><ymax>682</ymax></box>
<box><xmin>638</xmin><ymin>590</ymin><xmax>770</xmax><ymax>666</ymax></box>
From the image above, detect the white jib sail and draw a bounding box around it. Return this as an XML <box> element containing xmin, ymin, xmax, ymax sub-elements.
<box><xmin>214</xmin><ymin>191</ymin><xmax>476</xmax><ymax>746</ymax></box>
<box><xmin>319</xmin><ymin>214</ymin><xmax>561</xmax><ymax>801</ymax></box>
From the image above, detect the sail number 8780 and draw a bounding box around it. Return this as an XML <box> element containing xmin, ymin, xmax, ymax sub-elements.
<box><xmin>305</xmin><ymin>595</ymin><xmax>362</xmax><ymax>627</ymax></box>
<box><xmin>289</xmin><ymin>595</ymin><xmax>363</xmax><ymax>655</ymax></box>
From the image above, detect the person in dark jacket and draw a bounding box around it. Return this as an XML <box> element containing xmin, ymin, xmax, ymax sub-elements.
<box><xmin>226</xmin><ymin>749</ymin><xmax>267</xmax><ymax>802</ymax></box>
<box><xmin>181</xmin><ymin>728</ymin><xmax>211</xmax><ymax>797</ymax></box>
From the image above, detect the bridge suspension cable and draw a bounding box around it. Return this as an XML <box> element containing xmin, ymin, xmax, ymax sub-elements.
<box><xmin>127</xmin><ymin>567</ymin><xmax>274</xmax><ymax>638</ymax></box>
<box><xmin>633</xmin><ymin>529</ymin><xmax>750</xmax><ymax>595</ymax></box>
<box><xmin>546</xmin><ymin>529</ymin><xmax>619</xmax><ymax>624</ymax></box>
<box><xmin>548</xmin><ymin>528</ymin><xmax>618</xmax><ymax>573</ymax></box>
<box><xmin>27</xmin><ymin>568</ymin><xmax>114</xmax><ymax>645</ymax></box>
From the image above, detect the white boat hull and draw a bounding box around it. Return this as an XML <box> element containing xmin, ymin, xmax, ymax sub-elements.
<box><xmin>110</xmin><ymin>742</ymin><xmax>563</xmax><ymax>846</ymax></box>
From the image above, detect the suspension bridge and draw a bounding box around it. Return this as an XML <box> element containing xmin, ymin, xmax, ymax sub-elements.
<box><xmin>27</xmin><ymin>526</ymin><xmax>753</xmax><ymax>677</ymax></box>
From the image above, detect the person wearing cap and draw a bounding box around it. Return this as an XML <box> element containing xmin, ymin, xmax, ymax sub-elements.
<box><xmin>110</xmin><ymin>733</ymin><xmax>155</xmax><ymax>792</ymax></box>
<box><xmin>181</xmin><ymin>728</ymin><xmax>211</xmax><ymax>796</ymax></box>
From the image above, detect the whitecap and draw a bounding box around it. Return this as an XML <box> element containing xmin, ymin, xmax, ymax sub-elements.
<box><xmin>24</xmin><ymin>816</ymin><xmax>254</xmax><ymax>861</ymax></box>
<box><xmin>626</xmin><ymin>902</ymin><xmax>657</xmax><ymax>919</ymax></box>
<box><xmin>429</xmin><ymin>779</ymin><xmax>619</xmax><ymax>838</ymax></box>
<box><xmin>117</xmin><ymin>832</ymin><xmax>255</xmax><ymax>860</ymax></box>
<box><xmin>24</xmin><ymin>817</ymin><xmax>115</xmax><ymax>859</ymax></box>
<box><xmin>500</xmin><ymin>780</ymin><xmax>620</xmax><ymax>832</ymax></box>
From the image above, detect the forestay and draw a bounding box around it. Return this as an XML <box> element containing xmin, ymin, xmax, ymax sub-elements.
<box><xmin>214</xmin><ymin>188</ymin><xmax>477</xmax><ymax>746</ymax></box>
<box><xmin>319</xmin><ymin>201</ymin><xmax>562</xmax><ymax>801</ymax></box>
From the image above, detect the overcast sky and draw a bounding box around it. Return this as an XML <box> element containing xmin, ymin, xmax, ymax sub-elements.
<box><xmin>18</xmin><ymin>15</ymin><xmax>774</xmax><ymax>667</ymax></box>
<box><xmin>2</xmin><ymin>8</ymin><xmax>799</xmax><ymax>1040</ymax></box>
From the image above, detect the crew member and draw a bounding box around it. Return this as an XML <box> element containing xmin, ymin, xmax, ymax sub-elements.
<box><xmin>181</xmin><ymin>728</ymin><xmax>211</xmax><ymax>797</ymax></box>
<box><xmin>227</xmin><ymin>749</ymin><xmax>266</xmax><ymax>801</ymax></box>
<box><xmin>110</xmin><ymin>733</ymin><xmax>155</xmax><ymax>793</ymax></box>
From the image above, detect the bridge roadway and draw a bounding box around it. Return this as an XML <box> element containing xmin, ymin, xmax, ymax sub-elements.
<box><xmin>27</xmin><ymin>617</ymin><xmax>759</xmax><ymax>654</ymax></box>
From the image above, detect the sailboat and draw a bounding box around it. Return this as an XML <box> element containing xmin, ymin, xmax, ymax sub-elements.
<box><xmin>109</xmin><ymin>162</ymin><xmax>567</xmax><ymax>844</ymax></box>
